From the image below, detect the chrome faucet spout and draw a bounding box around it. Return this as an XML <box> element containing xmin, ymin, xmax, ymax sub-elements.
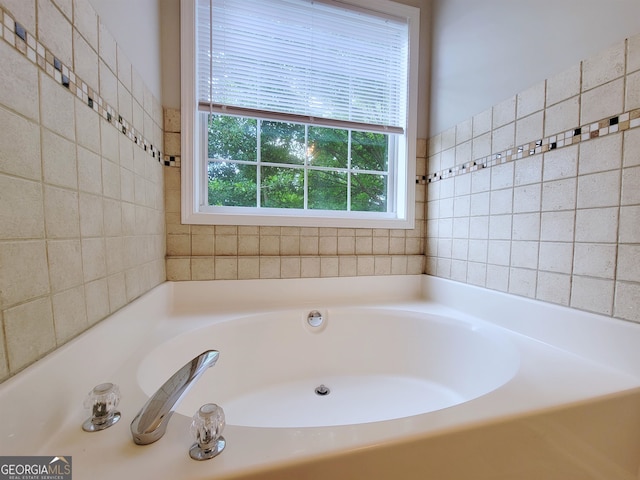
<box><xmin>131</xmin><ymin>350</ymin><xmax>219</xmax><ymax>445</ymax></box>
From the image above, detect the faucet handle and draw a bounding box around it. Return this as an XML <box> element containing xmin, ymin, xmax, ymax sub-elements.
<box><xmin>82</xmin><ymin>382</ymin><xmax>121</xmax><ymax>432</ymax></box>
<box><xmin>189</xmin><ymin>403</ymin><xmax>226</xmax><ymax>460</ymax></box>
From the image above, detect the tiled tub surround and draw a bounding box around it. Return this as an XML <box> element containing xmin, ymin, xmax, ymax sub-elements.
<box><xmin>0</xmin><ymin>0</ymin><xmax>166</xmax><ymax>382</ymax></box>
<box><xmin>426</xmin><ymin>35</ymin><xmax>640</xmax><ymax>323</ymax></box>
<box><xmin>163</xmin><ymin>108</ymin><xmax>427</xmax><ymax>280</ymax></box>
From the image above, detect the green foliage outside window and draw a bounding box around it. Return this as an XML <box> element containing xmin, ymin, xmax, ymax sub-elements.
<box><xmin>206</xmin><ymin>114</ymin><xmax>389</xmax><ymax>212</ymax></box>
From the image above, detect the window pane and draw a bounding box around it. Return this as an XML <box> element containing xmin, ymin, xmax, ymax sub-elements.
<box><xmin>351</xmin><ymin>173</ymin><xmax>387</xmax><ymax>212</ymax></box>
<box><xmin>308</xmin><ymin>170</ymin><xmax>347</xmax><ymax>211</ymax></box>
<box><xmin>260</xmin><ymin>121</ymin><xmax>305</xmax><ymax>165</ymax></box>
<box><xmin>208</xmin><ymin>114</ymin><xmax>257</xmax><ymax>162</ymax></box>
<box><xmin>308</xmin><ymin>127</ymin><xmax>348</xmax><ymax>168</ymax></box>
<box><xmin>351</xmin><ymin>131</ymin><xmax>388</xmax><ymax>171</ymax></box>
<box><xmin>208</xmin><ymin>162</ymin><xmax>257</xmax><ymax>206</ymax></box>
<box><xmin>261</xmin><ymin>166</ymin><xmax>304</xmax><ymax>208</ymax></box>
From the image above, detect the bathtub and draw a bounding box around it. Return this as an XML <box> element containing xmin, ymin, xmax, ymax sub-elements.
<box><xmin>1</xmin><ymin>275</ymin><xmax>640</xmax><ymax>479</ymax></box>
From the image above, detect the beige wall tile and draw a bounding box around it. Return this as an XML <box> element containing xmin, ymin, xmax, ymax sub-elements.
<box><xmin>472</xmin><ymin>107</ymin><xmax>492</xmax><ymax>137</ymax></box>
<box><xmin>543</xmin><ymin>144</ymin><xmax>578</xmax><ymax>181</ymax></box>
<box><xmin>191</xmin><ymin>258</ymin><xmax>214</xmax><ymax>280</ymax></box>
<box><xmin>577</xmin><ymin>170</ymin><xmax>621</xmax><ymax>209</ymax></box>
<box><xmin>47</xmin><ymin>239</ymin><xmax>83</xmax><ymax>292</ymax></box>
<box><xmin>467</xmin><ymin>261</ymin><xmax>487</xmax><ymax>286</ymax></box>
<box><xmin>98</xmin><ymin>21</ymin><xmax>117</xmax><ymax>73</ymax></box>
<box><xmin>625</xmin><ymin>70</ymin><xmax>640</xmax><ymax>111</ymax></box>
<box><xmin>238</xmin><ymin>257</ymin><xmax>259</xmax><ymax>279</ymax></box>
<box><xmin>77</xmin><ymin>146</ymin><xmax>102</xmax><ymax>194</ymax></box>
<box><xmin>38</xmin><ymin>0</ymin><xmax>72</xmax><ymax>65</ymax></box>
<box><xmin>4</xmin><ymin>298</ymin><xmax>55</xmax><ymax>371</ymax></box>
<box><xmin>301</xmin><ymin>257</ymin><xmax>320</xmax><ymax>277</ymax></box>
<box><xmin>582</xmin><ymin>40</ymin><xmax>625</xmax><ymax>92</ymax></box>
<box><xmin>1</xmin><ymin>0</ymin><xmax>36</xmax><ymax>32</ymax></box>
<box><xmin>117</xmin><ymin>81</ymin><xmax>133</xmax><ymax>125</ymax></box>
<box><xmin>491</xmin><ymin>122</ymin><xmax>515</xmax><ymax>152</ymax></box>
<box><xmin>573</xmin><ymin>243</ymin><xmax>616</xmax><ymax>278</ymax></box>
<box><xmin>281</xmin><ymin>257</ymin><xmax>301</xmax><ymax>278</ymax></box>
<box><xmin>508</xmin><ymin>267</ymin><xmax>536</xmax><ymax>298</ymax></box>
<box><xmin>85</xmin><ymin>278</ymin><xmax>109</xmax><ymax>325</ymax></box>
<box><xmin>116</xmin><ymin>45</ymin><xmax>132</xmax><ymax>92</ymax></box>
<box><xmin>575</xmin><ymin>207</ymin><xmax>618</xmax><ymax>243</ymax></box>
<box><xmin>619</xmin><ymin>205</ymin><xmax>640</xmax><ymax>243</ymax></box>
<box><xmin>215</xmin><ymin>257</ymin><xmax>237</xmax><ymax>279</ymax></box>
<box><xmin>0</xmin><ymin>174</ymin><xmax>44</xmax><ymax>239</ymax></box>
<box><xmin>102</xmin><ymin>158</ymin><xmax>121</xmax><ymax>200</ymax></box>
<box><xmin>580</xmin><ymin>78</ymin><xmax>624</xmax><ymax>126</ymax></box>
<box><xmin>0</xmin><ymin>105</ymin><xmax>41</xmax><ymax>180</ymax></box>
<box><xmin>536</xmin><ymin>271</ymin><xmax>570</xmax><ymax>306</ymax></box>
<box><xmin>42</xmin><ymin>129</ymin><xmax>77</xmax><ymax>189</ymax></box>
<box><xmin>614</xmin><ymin>281</ymin><xmax>640</xmax><ymax>322</ymax></box>
<box><xmin>44</xmin><ymin>185</ymin><xmax>80</xmax><ymax>238</ymax></box>
<box><xmin>99</xmin><ymin>59</ymin><xmax>118</xmax><ymax>108</ymax></box>
<box><xmin>73</xmin><ymin>0</ymin><xmax>98</xmax><ymax>49</ymax></box>
<box><xmin>0</xmin><ymin>40</ymin><xmax>39</xmax><ymax>122</ymax></box>
<box><xmin>514</xmin><ymin>156</ymin><xmax>542</xmax><ymax>186</ymax></box>
<box><xmin>578</xmin><ymin>134</ymin><xmax>622</xmax><ymax>175</ymax></box>
<box><xmin>337</xmin><ymin>256</ymin><xmax>356</xmax><ymax>276</ymax></box>
<box><xmin>79</xmin><ymin>192</ymin><xmax>104</xmax><ymax>237</ymax></box>
<box><xmin>540</xmin><ymin>211</ymin><xmax>575</xmax><ymax>242</ymax></box>
<box><xmin>105</xmin><ymin>237</ymin><xmax>124</xmax><ymax>274</ymax></box>
<box><xmin>0</xmin><ymin>315</ymin><xmax>7</xmax><ymax>379</ymax></box>
<box><xmin>0</xmin><ymin>241</ymin><xmax>50</xmax><ymax>307</ymax></box>
<box><xmin>75</xmin><ymin>98</ymin><xmax>101</xmax><ymax>154</ymax></box>
<box><xmin>541</xmin><ymin>178</ymin><xmax>576</xmax><ymax>212</ymax></box>
<box><xmin>40</xmin><ymin>72</ymin><xmax>75</xmax><ymax>141</ymax></box>
<box><xmin>166</xmin><ymin>258</ymin><xmax>190</xmax><ymax>281</ymax></box>
<box><xmin>73</xmin><ymin>29</ymin><xmax>98</xmax><ymax>89</ymax></box>
<box><xmin>517</xmin><ymin>80</ymin><xmax>545</xmax><ymax>119</ymax></box>
<box><xmin>571</xmin><ymin>276</ymin><xmax>614</xmax><ymax>315</ymax></box>
<box><xmin>515</xmin><ymin>111</ymin><xmax>543</xmax><ymax>146</ymax></box>
<box><xmin>486</xmin><ymin>264</ymin><xmax>509</xmax><ymax>291</ymax></box>
<box><xmin>52</xmin><ymin>286</ymin><xmax>88</xmax><ymax>343</ymax></box>
<box><xmin>492</xmin><ymin>96</ymin><xmax>516</xmax><ymax>129</ymax></box>
<box><xmin>538</xmin><ymin>242</ymin><xmax>574</xmax><ymax>274</ymax></box>
<box><xmin>621</xmin><ymin>166</ymin><xmax>640</xmax><ymax>205</ymax></box>
<box><xmin>544</xmin><ymin>96</ymin><xmax>579</xmax><ymax>137</ymax></box>
<box><xmin>546</xmin><ymin>64</ymin><xmax>581</xmax><ymax>107</ymax></box>
<box><xmin>81</xmin><ymin>237</ymin><xmax>107</xmax><ymax>282</ymax></box>
<box><xmin>321</xmin><ymin>256</ymin><xmax>339</xmax><ymax>277</ymax></box>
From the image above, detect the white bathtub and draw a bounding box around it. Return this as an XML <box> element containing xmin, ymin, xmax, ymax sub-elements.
<box><xmin>138</xmin><ymin>308</ymin><xmax>519</xmax><ymax>428</ymax></box>
<box><xmin>1</xmin><ymin>275</ymin><xmax>640</xmax><ymax>480</ymax></box>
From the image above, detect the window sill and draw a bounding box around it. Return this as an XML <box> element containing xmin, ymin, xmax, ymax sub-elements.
<box><xmin>181</xmin><ymin>209</ymin><xmax>415</xmax><ymax>229</ymax></box>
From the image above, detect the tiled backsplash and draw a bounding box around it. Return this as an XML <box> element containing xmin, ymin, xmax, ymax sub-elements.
<box><xmin>427</xmin><ymin>35</ymin><xmax>640</xmax><ymax>323</ymax></box>
<box><xmin>163</xmin><ymin>108</ymin><xmax>426</xmax><ymax>280</ymax></box>
<box><xmin>0</xmin><ymin>0</ymin><xmax>166</xmax><ymax>381</ymax></box>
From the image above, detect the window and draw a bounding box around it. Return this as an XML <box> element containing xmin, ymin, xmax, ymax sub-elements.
<box><xmin>181</xmin><ymin>0</ymin><xmax>419</xmax><ymax>228</ymax></box>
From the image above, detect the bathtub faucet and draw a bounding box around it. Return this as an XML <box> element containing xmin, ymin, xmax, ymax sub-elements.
<box><xmin>131</xmin><ymin>350</ymin><xmax>220</xmax><ymax>445</ymax></box>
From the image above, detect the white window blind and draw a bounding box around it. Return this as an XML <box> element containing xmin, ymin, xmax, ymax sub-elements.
<box><xmin>196</xmin><ymin>0</ymin><xmax>409</xmax><ymax>133</ymax></box>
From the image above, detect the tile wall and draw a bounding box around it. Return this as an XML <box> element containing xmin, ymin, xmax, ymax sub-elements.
<box><xmin>163</xmin><ymin>108</ymin><xmax>426</xmax><ymax>280</ymax></box>
<box><xmin>426</xmin><ymin>35</ymin><xmax>640</xmax><ymax>323</ymax></box>
<box><xmin>0</xmin><ymin>0</ymin><xmax>166</xmax><ymax>381</ymax></box>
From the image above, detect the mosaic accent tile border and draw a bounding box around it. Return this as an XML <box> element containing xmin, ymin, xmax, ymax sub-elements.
<box><xmin>0</xmin><ymin>6</ymin><xmax>162</xmax><ymax>163</ymax></box>
<box><xmin>427</xmin><ymin>109</ymin><xmax>640</xmax><ymax>184</ymax></box>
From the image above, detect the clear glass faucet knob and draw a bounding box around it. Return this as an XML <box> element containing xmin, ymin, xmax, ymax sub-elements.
<box><xmin>82</xmin><ymin>382</ymin><xmax>121</xmax><ymax>432</ymax></box>
<box><xmin>189</xmin><ymin>403</ymin><xmax>226</xmax><ymax>460</ymax></box>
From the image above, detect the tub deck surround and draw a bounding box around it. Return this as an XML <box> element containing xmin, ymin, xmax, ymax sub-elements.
<box><xmin>1</xmin><ymin>275</ymin><xmax>640</xmax><ymax>479</ymax></box>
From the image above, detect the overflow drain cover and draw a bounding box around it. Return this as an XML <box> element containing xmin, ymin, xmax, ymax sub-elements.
<box><xmin>315</xmin><ymin>384</ymin><xmax>330</xmax><ymax>396</ymax></box>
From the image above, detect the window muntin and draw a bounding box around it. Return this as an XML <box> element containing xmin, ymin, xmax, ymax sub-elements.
<box><xmin>181</xmin><ymin>0</ymin><xmax>419</xmax><ymax>228</ymax></box>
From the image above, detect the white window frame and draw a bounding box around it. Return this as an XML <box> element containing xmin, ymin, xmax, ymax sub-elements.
<box><xmin>180</xmin><ymin>0</ymin><xmax>419</xmax><ymax>229</ymax></box>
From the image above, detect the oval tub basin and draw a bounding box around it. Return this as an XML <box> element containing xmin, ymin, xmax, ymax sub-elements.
<box><xmin>138</xmin><ymin>308</ymin><xmax>519</xmax><ymax>428</ymax></box>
